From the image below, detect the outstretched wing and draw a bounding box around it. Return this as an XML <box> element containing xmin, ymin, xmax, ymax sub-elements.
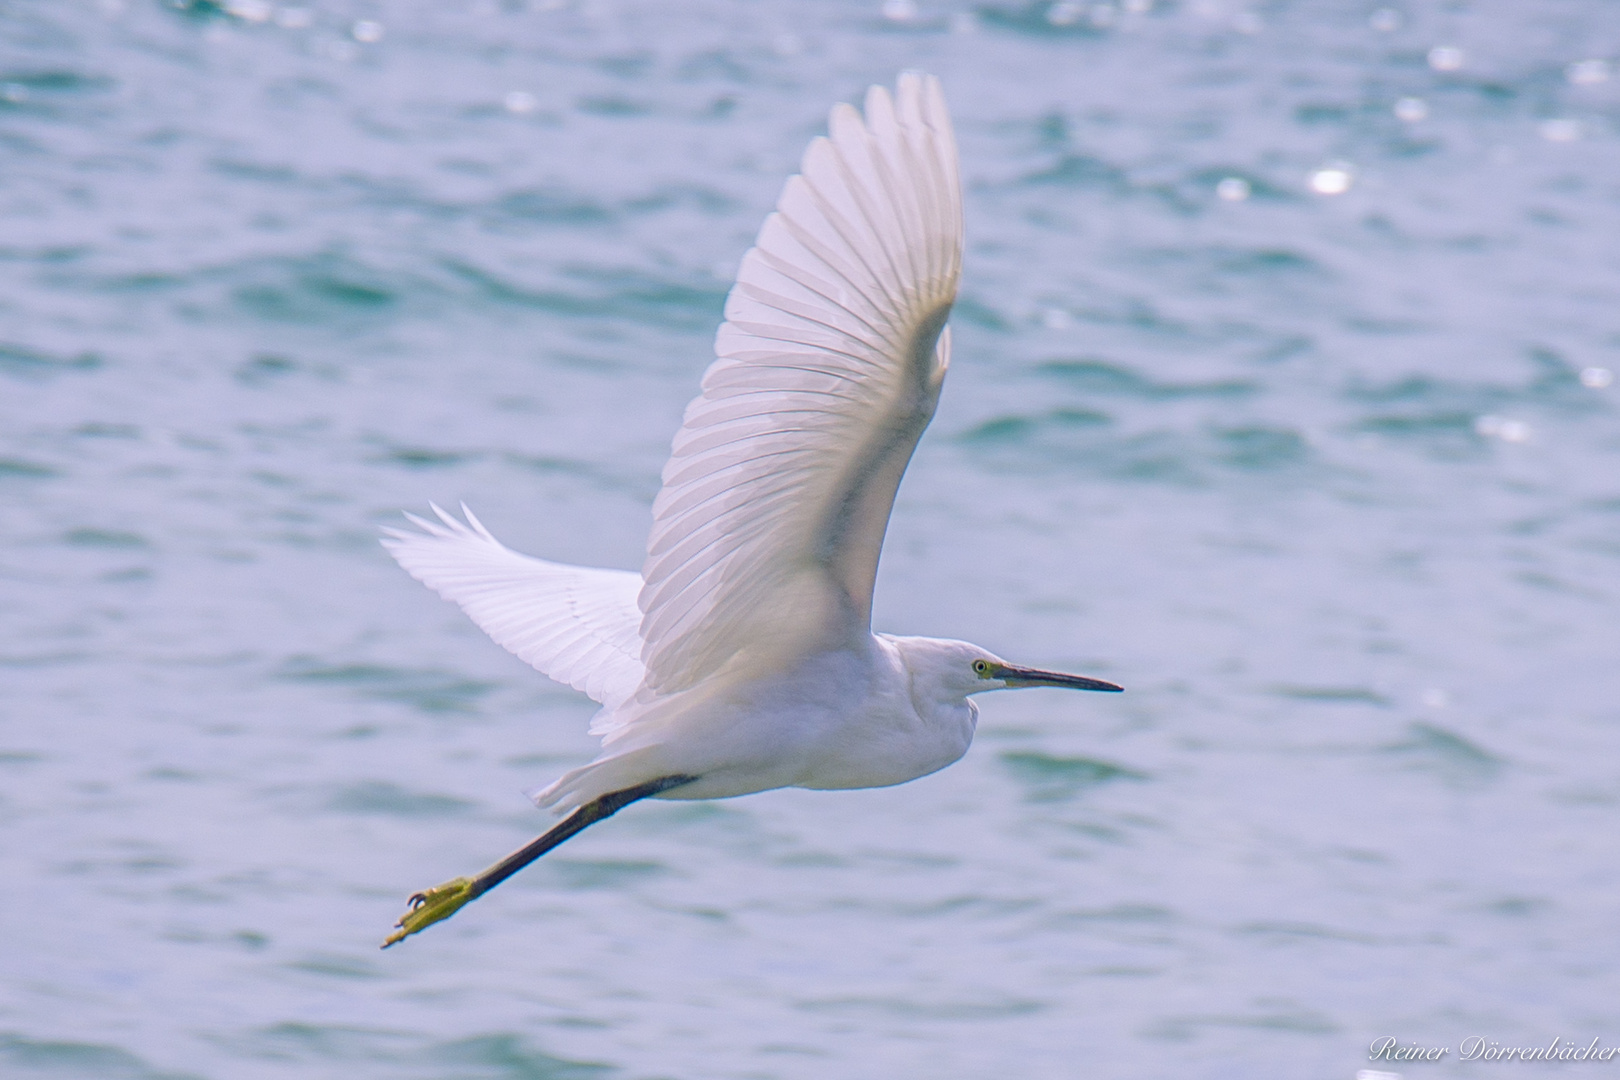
<box><xmin>638</xmin><ymin>73</ymin><xmax>962</xmax><ymax>693</ymax></box>
<box><xmin>382</xmin><ymin>505</ymin><xmax>646</xmax><ymax>709</ymax></box>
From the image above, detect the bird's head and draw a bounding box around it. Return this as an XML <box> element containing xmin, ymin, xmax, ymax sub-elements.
<box><xmin>889</xmin><ymin>636</ymin><xmax>1123</xmax><ymax>703</ymax></box>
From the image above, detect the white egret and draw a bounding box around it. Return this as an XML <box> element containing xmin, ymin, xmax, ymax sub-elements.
<box><xmin>380</xmin><ymin>74</ymin><xmax>1121</xmax><ymax>947</ymax></box>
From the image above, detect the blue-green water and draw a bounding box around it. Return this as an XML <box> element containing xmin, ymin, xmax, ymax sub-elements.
<box><xmin>4</xmin><ymin>2</ymin><xmax>1619</xmax><ymax>1078</ymax></box>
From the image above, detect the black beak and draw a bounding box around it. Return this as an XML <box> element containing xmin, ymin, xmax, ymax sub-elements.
<box><xmin>993</xmin><ymin>663</ymin><xmax>1122</xmax><ymax>693</ymax></box>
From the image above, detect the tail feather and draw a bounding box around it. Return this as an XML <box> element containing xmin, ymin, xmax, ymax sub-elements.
<box><xmin>525</xmin><ymin>745</ymin><xmax>673</xmax><ymax>814</ymax></box>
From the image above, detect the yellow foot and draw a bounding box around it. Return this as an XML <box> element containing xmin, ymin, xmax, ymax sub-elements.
<box><xmin>381</xmin><ymin>876</ymin><xmax>478</xmax><ymax>948</ymax></box>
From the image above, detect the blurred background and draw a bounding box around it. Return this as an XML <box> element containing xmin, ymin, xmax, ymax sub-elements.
<box><xmin>3</xmin><ymin>1</ymin><xmax>1618</xmax><ymax>1078</ymax></box>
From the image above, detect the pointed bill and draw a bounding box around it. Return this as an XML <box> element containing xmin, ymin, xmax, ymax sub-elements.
<box><xmin>990</xmin><ymin>663</ymin><xmax>1123</xmax><ymax>693</ymax></box>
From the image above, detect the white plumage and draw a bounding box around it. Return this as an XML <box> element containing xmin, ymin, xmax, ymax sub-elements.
<box><xmin>638</xmin><ymin>74</ymin><xmax>960</xmax><ymax>696</ymax></box>
<box><xmin>383</xmin><ymin>505</ymin><xmax>644</xmax><ymax>710</ymax></box>
<box><xmin>380</xmin><ymin>74</ymin><xmax>1119</xmax><ymax>946</ymax></box>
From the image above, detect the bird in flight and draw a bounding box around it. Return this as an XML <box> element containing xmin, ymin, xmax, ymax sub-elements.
<box><xmin>380</xmin><ymin>73</ymin><xmax>1121</xmax><ymax>948</ymax></box>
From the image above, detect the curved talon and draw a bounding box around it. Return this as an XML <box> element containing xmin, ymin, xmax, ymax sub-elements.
<box><xmin>382</xmin><ymin>876</ymin><xmax>478</xmax><ymax>948</ymax></box>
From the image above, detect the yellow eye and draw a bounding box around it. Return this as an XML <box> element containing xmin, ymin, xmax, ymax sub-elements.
<box><xmin>972</xmin><ymin>659</ymin><xmax>992</xmax><ymax>676</ymax></box>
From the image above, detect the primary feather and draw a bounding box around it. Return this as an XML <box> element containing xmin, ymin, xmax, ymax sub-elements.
<box><xmin>639</xmin><ymin>73</ymin><xmax>961</xmax><ymax>692</ymax></box>
<box><xmin>381</xmin><ymin>505</ymin><xmax>645</xmax><ymax>710</ymax></box>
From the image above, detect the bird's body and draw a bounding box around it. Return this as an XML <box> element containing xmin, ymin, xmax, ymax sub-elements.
<box><xmin>559</xmin><ymin>633</ymin><xmax>982</xmax><ymax>803</ymax></box>
<box><xmin>380</xmin><ymin>74</ymin><xmax>1120</xmax><ymax>947</ymax></box>
<box><xmin>390</xmin><ymin>508</ymin><xmax>992</xmax><ymax>808</ymax></box>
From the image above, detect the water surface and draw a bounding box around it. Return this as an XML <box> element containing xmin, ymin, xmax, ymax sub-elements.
<box><xmin>3</xmin><ymin>2</ymin><xmax>1619</xmax><ymax>1078</ymax></box>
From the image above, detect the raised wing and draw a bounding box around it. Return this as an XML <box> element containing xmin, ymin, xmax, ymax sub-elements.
<box><xmin>638</xmin><ymin>73</ymin><xmax>962</xmax><ymax>693</ymax></box>
<box><xmin>383</xmin><ymin>505</ymin><xmax>646</xmax><ymax>709</ymax></box>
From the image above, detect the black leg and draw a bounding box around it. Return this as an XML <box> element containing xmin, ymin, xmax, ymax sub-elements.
<box><xmin>382</xmin><ymin>774</ymin><xmax>698</xmax><ymax>948</ymax></box>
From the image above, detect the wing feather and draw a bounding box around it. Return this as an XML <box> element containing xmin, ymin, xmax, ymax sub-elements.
<box><xmin>382</xmin><ymin>505</ymin><xmax>646</xmax><ymax>709</ymax></box>
<box><xmin>638</xmin><ymin>73</ymin><xmax>962</xmax><ymax>693</ymax></box>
